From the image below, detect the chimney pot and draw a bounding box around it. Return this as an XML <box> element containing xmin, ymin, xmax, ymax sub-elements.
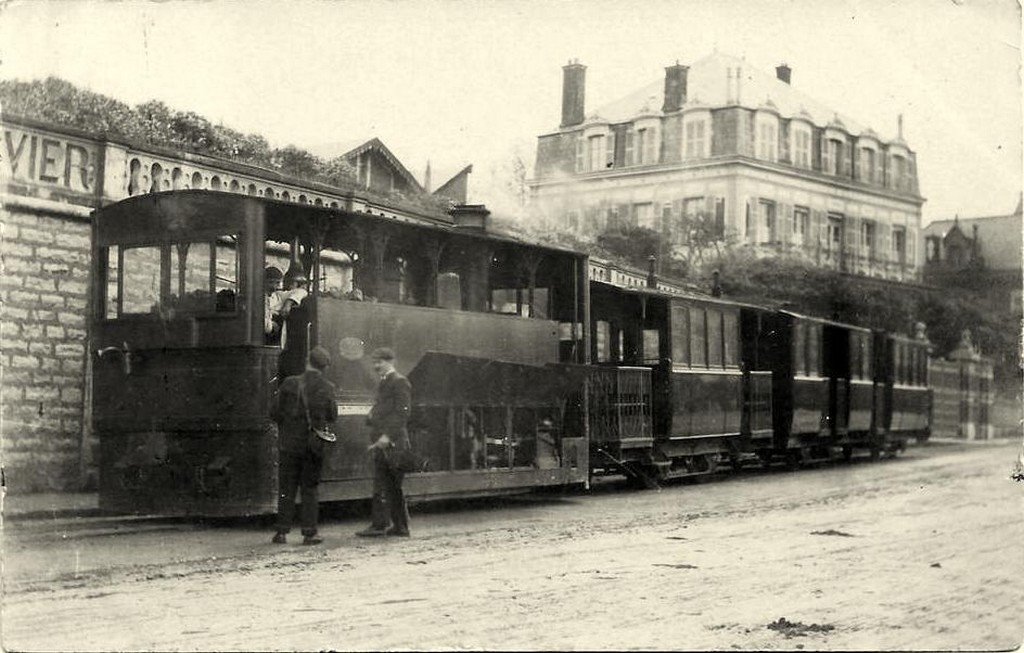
<box><xmin>775</xmin><ymin>63</ymin><xmax>792</xmax><ymax>84</ymax></box>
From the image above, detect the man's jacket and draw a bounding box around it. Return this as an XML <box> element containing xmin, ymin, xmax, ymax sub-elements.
<box><xmin>271</xmin><ymin>369</ymin><xmax>338</xmax><ymax>454</ymax></box>
<box><xmin>367</xmin><ymin>370</ymin><xmax>411</xmax><ymax>445</ymax></box>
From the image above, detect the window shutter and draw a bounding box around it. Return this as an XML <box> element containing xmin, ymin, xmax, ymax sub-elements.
<box><xmin>779</xmin><ymin>203</ymin><xmax>793</xmax><ymax>244</ymax></box>
<box><xmin>625</xmin><ymin>130</ymin><xmax>635</xmax><ymax>166</ymax></box>
<box><xmin>907</xmin><ymin>155</ymin><xmax>917</xmax><ymax>193</ymax></box>
<box><xmin>821</xmin><ymin>137</ymin><xmax>832</xmax><ymax>174</ymax></box>
<box><xmin>845</xmin><ymin>216</ymin><xmax>859</xmax><ymax>264</ymax></box>
<box><xmin>907</xmin><ymin>228</ymin><xmax>917</xmax><ymax>266</ymax></box>
<box><xmin>574</xmin><ymin>135</ymin><xmax>584</xmax><ymax>173</ymax></box>
<box><xmin>853</xmin><ymin>147</ymin><xmax>861</xmax><ymax>181</ymax></box>
<box><xmin>812</xmin><ymin>209</ymin><xmax>826</xmax><ymax>246</ymax></box>
<box><xmin>878</xmin><ymin>223</ymin><xmax>891</xmax><ymax>263</ymax></box>
<box><xmin>744</xmin><ymin>199</ymin><xmax>754</xmax><ymax>240</ymax></box>
<box><xmin>606</xmin><ymin>131</ymin><xmax>617</xmax><ymax>168</ymax></box>
<box><xmin>714</xmin><ymin>197</ymin><xmax>725</xmax><ymax>238</ymax></box>
<box><xmin>884</xmin><ymin>152</ymin><xmax>893</xmax><ymax>187</ymax></box>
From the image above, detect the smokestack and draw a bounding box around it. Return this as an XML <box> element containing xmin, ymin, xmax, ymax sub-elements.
<box><xmin>775</xmin><ymin>63</ymin><xmax>791</xmax><ymax>84</ymax></box>
<box><xmin>561</xmin><ymin>59</ymin><xmax>587</xmax><ymax>128</ymax></box>
<box><xmin>662</xmin><ymin>61</ymin><xmax>689</xmax><ymax>113</ymax></box>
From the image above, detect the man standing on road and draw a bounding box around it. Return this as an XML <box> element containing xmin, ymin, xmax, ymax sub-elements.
<box><xmin>357</xmin><ymin>347</ymin><xmax>413</xmax><ymax>538</ymax></box>
<box><xmin>271</xmin><ymin>346</ymin><xmax>338</xmax><ymax>545</ymax></box>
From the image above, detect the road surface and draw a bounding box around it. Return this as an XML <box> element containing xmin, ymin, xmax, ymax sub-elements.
<box><xmin>3</xmin><ymin>440</ymin><xmax>1022</xmax><ymax>651</ymax></box>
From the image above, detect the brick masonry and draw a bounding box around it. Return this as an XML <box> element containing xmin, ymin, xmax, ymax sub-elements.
<box><xmin>2</xmin><ymin>206</ymin><xmax>93</xmax><ymax>491</ymax></box>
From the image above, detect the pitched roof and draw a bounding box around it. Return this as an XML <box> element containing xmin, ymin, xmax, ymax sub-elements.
<box><xmin>924</xmin><ymin>204</ymin><xmax>1023</xmax><ymax>272</ymax></box>
<box><xmin>586</xmin><ymin>52</ymin><xmax>901</xmax><ymax>143</ymax></box>
<box><xmin>339</xmin><ymin>138</ymin><xmax>424</xmax><ymax>193</ymax></box>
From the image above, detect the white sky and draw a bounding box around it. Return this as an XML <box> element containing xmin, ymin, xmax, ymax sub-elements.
<box><xmin>1</xmin><ymin>0</ymin><xmax>1019</xmax><ymax>222</ymax></box>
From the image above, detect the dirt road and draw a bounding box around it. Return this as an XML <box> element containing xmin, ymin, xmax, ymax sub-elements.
<box><xmin>3</xmin><ymin>440</ymin><xmax>1022</xmax><ymax>651</ymax></box>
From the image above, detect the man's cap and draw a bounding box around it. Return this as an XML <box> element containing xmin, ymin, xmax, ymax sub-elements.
<box><xmin>309</xmin><ymin>345</ymin><xmax>332</xmax><ymax>370</ymax></box>
<box><xmin>370</xmin><ymin>347</ymin><xmax>395</xmax><ymax>362</ymax></box>
<box><xmin>265</xmin><ymin>266</ymin><xmax>283</xmax><ymax>281</ymax></box>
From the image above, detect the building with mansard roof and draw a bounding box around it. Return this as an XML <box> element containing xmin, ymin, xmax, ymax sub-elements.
<box><xmin>923</xmin><ymin>195</ymin><xmax>1023</xmax><ymax>314</ymax></box>
<box><xmin>529</xmin><ymin>53</ymin><xmax>925</xmax><ymax>282</ymax></box>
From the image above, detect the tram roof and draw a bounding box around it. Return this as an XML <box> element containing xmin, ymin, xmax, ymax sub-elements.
<box><xmin>590</xmin><ymin>279</ymin><xmax>766</xmax><ymax>311</ymax></box>
<box><xmin>777</xmin><ymin>309</ymin><xmax>873</xmax><ymax>333</ymax></box>
<box><xmin>95</xmin><ymin>190</ymin><xmax>586</xmax><ymax>260</ymax></box>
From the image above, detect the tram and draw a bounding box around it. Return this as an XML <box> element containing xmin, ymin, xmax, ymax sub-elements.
<box><xmin>92</xmin><ymin>190</ymin><xmax>590</xmax><ymax>516</ymax></box>
<box><xmin>90</xmin><ymin>190</ymin><xmax>931</xmax><ymax>516</ymax></box>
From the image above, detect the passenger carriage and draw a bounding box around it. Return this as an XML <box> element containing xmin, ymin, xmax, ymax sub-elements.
<box><xmin>91</xmin><ymin>190</ymin><xmax>590</xmax><ymax>516</ymax></box>
<box><xmin>584</xmin><ymin>282</ymin><xmax>772</xmax><ymax>482</ymax></box>
<box><xmin>875</xmin><ymin>332</ymin><xmax>932</xmax><ymax>449</ymax></box>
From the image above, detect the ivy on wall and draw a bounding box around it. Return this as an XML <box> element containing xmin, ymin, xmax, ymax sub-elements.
<box><xmin>0</xmin><ymin>77</ymin><xmax>451</xmax><ymax>217</ymax></box>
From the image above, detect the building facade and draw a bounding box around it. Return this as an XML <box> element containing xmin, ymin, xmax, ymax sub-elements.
<box><xmin>923</xmin><ymin>196</ymin><xmax>1023</xmax><ymax>315</ymax></box>
<box><xmin>530</xmin><ymin>54</ymin><xmax>925</xmax><ymax>281</ymax></box>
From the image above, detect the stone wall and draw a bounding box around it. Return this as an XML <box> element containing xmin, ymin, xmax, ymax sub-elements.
<box><xmin>1</xmin><ymin>204</ymin><xmax>93</xmax><ymax>491</ymax></box>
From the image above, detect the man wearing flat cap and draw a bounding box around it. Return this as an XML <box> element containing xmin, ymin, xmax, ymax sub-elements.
<box><xmin>270</xmin><ymin>345</ymin><xmax>337</xmax><ymax>545</ymax></box>
<box><xmin>357</xmin><ymin>347</ymin><xmax>413</xmax><ymax>537</ymax></box>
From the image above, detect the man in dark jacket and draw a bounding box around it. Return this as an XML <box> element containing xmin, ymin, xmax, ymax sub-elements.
<box><xmin>270</xmin><ymin>345</ymin><xmax>338</xmax><ymax>545</ymax></box>
<box><xmin>356</xmin><ymin>347</ymin><xmax>413</xmax><ymax>538</ymax></box>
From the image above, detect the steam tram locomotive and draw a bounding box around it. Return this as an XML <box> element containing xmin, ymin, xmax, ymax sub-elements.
<box><xmin>91</xmin><ymin>190</ymin><xmax>931</xmax><ymax>516</ymax></box>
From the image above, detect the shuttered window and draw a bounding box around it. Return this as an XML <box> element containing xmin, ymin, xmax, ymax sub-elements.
<box><xmin>671</xmin><ymin>305</ymin><xmax>690</xmax><ymax>366</ymax></box>
<box><xmin>707</xmin><ymin>308</ymin><xmax>723</xmax><ymax>367</ymax></box>
<box><xmin>807</xmin><ymin>324</ymin><xmax>821</xmax><ymax>376</ymax></box>
<box><xmin>689</xmin><ymin>307</ymin><xmax>707</xmax><ymax>368</ymax></box>
<box><xmin>723</xmin><ymin>311</ymin><xmax>739</xmax><ymax>368</ymax></box>
<box><xmin>792</xmin><ymin>322</ymin><xmax>806</xmax><ymax>376</ymax></box>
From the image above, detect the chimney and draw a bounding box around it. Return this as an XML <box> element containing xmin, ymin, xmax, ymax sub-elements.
<box><xmin>662</xmin><ymin>61</ymin><xmax>689</xmax><ymax>113</ymax></box>
<box><xmin>449</xmin><ymin>203</ymin><xmax>491</xmax><ymax>231</ymax></box>
<box><xmin>775</xmin><ymin>63</ymin><xmax>791</xmax><ymax>84</ymax></box>
<box><xmin>423</xmin><ymin>160</ymin><xmax>432</xmax><ymax>193</ymax></box>
<box><xmin>560</xmin><ymin>59</ymin><xmax>587</xmax><ymax>128</ymax></box>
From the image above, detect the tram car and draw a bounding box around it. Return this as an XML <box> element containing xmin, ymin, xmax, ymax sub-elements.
<box><xmin>90</xmin><ymin>190</ymin><xmax>932</xmax><ymax>517</ymax></box>
<box><xmin>91</xmin><ymin>190</ymin><xmax>591</xmax><ymax>516</ymax></box>
<box><xmin>578</xmin><ymin>281</ymin><xmax>931</xmax><ymax>482</ymax></box>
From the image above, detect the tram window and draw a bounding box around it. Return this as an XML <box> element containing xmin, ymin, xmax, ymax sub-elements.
<box><xmin>596</xmin><ymin>321</ymin><xmax>610</xmax><ymax>362</ymax></box>
<box><xmin>642</xmin><ymin>329</ymin><xmax>660</xmax><ymax>365</ymax></box>
<box><xmin>895</xmin><ymin>342</ymin><xmax>905</xmax><ymax>384</ymax></box>
<box><xmin>169</xmin><ymin>242</ymin><xmax>212</xmax><ymax>311</ymax></box>
<box><xmin>863</xmin><ymin>337</ymin><xmax>873</xmax><ymax>380</ymax></box>
<box><xmin>807</xmin><ymin>324</ymin><xmax>821</xmax><ymax>376</ymax></box>
<box><xmin>215</xmin><ymin>241</ymin><xmax>238</xmax><ymax>312</ymax></box>
<box><xmin>689</xmin><ymin>307</ymin><xmax>707</xmax><ymax>368</ymax></box>
<box><xmin>671</xmin><ymin>305</ymin><xmax>690</xmax><ymax>366</ymax></box>
<box><xmin>121</xmin><ymin>246</ymin><xmax>163</xmax><ymax>315</ymax></box>
<box><xmin>792</xmin><ymin>323</ymin><xmax>806</xmax><ymax>375</ymax></box>
<box><xmin>707</xmin><ymin>309</ymin><xmax>723</xmax><ymax>368</ymax></box>
<box><xmin>104</xmin><ymin>246</ymin><xmax>120</xmax><ymax>320</ymax></box>
<box><xmin>850</xmin><ymin>333</ymin><xmax>861</xmax><ymax>380</ymax></box>
<box><xmin>723</xmin><ymin>311</ymin><xmax>739</xmax><ymax>368</ymax></box>
<box><xmin>491</xmin><ymin>288</ymin><xmax>519</xmax><ymax>315</ymax></box>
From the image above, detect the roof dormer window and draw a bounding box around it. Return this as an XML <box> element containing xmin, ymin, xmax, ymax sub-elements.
<box><xmin>682</xmin><ymin>112</ymin><xmax>710</xmax><ymax>161</ymax></box>
<box><xmin>790</xmin><ymin>122</ymin><xmax>812</xmax><ymax>169</ymax></box>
